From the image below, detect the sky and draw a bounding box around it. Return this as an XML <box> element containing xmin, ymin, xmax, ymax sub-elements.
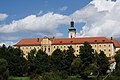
<box><xmin>0</xmin><ymin>0</ymin><xmax>120</xmax><ymax>46</ymax></box>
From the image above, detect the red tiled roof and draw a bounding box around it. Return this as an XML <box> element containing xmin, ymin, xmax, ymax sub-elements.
<box><xmin>112</xmin><ymin>40</ymin><xmax>120</xmax><ymax>48</ymax></box>
<box><xmin>52</xmin><ymin>37</ymin><xmax>112</xmax><ymax>44</ymax></box>
<box><xmin>14</xmin><ymin>37</ymin><xmax>120</xmax><ymax>48</ymax></box>
<box><xmin>14</xmin><ymin>38</ymin><xmax>42</xmax><ymax>46</ymax></box>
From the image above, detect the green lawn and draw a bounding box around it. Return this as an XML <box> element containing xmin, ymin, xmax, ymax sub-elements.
<box><xmin>9</xmin><ymin>77</ymin><xmax>30</xmax><ymax>80</ymax></box>
<box><xmin>8</xmin><ymin>76</ymin><xmax>120</xmax><ymax>80</ymax></box>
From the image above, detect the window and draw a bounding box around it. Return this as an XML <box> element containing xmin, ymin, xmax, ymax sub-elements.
<box><xmin>64</xmin><ymin>45</ymin><xmax>66</xmax><ymax>48</ymax></box>
<box><xmin>109</xmin><ymin>44</ymin><xmax>111</xmax><ymax>47</ymax></box>
<box><xmin>60</xmin><ymin>45</ymin><xmax>62</xmax><ymax>48</ymax></box>
<box><xmin>22</xmin><ymin>47</ymin><xmax>24</xmax><ymax>49</ymax></box>
<box><xmin>44</xmin><ymin>46</ymin><xmax>46</xmax><ymax>51</ymax></box>
<box><xmin>77</xmin><ymin>50</ymin><xmax>79</xmax><ymax>52</ymax></box>
<box><xmin>48</xmin><ymin>48</ymin><xmax>50</xmax><ymax>52</ymax></box>
<box><xmin>26</xmin><ymin>46</ymin><xmax>28</xmax><ymax>49</ymax></box>
<box><xmin>109</xmin><ymin>49</ymin><xmax>111</xmax><ymax>52</ymax></box>
<box><xmin>30</xmin><ymin>47</ymin><xmax>31</xmax><ymax>49</ymax></box>
<box><xmin>37</xmin><ymin>47</ymin><xmax>38</xmax><ymax>49</ymax></box>
<box><xmin>104</xmin><ymin>49</ymin><xmax>106</xmax><ymax>52</ymax></box>
<box><xmin>54</xmin><ymin>46</ymin><xmax>56</xmax><ymax>48</ymax></box>
<box><xmin>76</xmin><ymin>45</ymin><xmax>78</xmax><ymax>48</ymax></box>
<box><xmin>99</xmin><ymin>45</ymin><xmax>101</xmax><ymax>47</ymax></box>
<box><xmin>95</xmin><ymin>45</ymin><xmax>96</xmax><ymax>47</ymax></box>
<box><xmin>45</xmin><ymin>47</ymin><xmax>46</xmax><ymax>51</ymax></box>
<box><xmin>104</xmin><ymin>45</ymin><xmax>106</xmax><ymax>47</ymax></box>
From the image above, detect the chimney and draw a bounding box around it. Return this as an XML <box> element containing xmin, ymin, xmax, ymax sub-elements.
<box><xmin>111</xmin><ymin>37</ymin><xmax>113</xmax><ymax>40</ymax></box>
<box><xmin>53</xmin><ymin>36</ymin><xmax>55</xmax><ymax>38</ymax></box>
<box><xmin>37</xmin><ymin>38</ymin><xmax>39</xmax><ymax>42</ymax></box>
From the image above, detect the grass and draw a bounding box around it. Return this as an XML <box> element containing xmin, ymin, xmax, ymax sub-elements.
<box><xmin>8</xmin><ymin>76</ymin><xmax>120</xmax><ymax>80</ymax></box>
<box><xmin>9</xmin><ymin>77</ymin><xmax>30</xmax><ymax>80</ymax></box>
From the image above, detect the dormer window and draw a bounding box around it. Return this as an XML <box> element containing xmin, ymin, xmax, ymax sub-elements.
<box><xmin>103</xmin><ymin>40</ymin><xmax>105</xmax><ymax>42</ymax></box>
<box><xmin>37</xmin><ymin>38</ymin><xmax>39</xmax><ymax>42</ymax></box>
<box><xmin>95</xmin><ymin>40</ymin><xmax>97</xmax><ymax>42</ymax></box>
<box><xmin>70</xmin><ymin>41</ymin><xmax>73</xmax><ymax>43</ymax></box>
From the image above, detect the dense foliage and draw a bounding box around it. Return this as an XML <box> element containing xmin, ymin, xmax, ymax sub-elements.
<box><xmin>0</xmin><ymin>59</ymin><xmax>9</xmax><ymax>80</ymax></box>
<box><xmin>0</xmin><ymin>42</ymin><xmax>120</xmax><ymax>80</ymax></box>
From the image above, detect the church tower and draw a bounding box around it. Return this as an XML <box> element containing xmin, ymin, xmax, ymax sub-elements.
<box><xmin>68</xmin><ymin>20</ymin><xmax>76</xmax><ymax>38</ymax></box>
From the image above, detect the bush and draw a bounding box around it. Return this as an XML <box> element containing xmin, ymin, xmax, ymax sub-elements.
<box><xmin>30</xmin><ymin>75</ymin><xmax>42</xmax><ymax>80</ymax></box>
<box><xmin>59</xmin><ymin>71</ymin><xmax>68</xmax><ymax>79</ymax></box>
<box><xmin>41</xmin><ymin>72</ymin><xmax>62</xmax><ymax>80</ymax></box>
<box><xmin>112</xmin><ymin>70</ymin><xmax>120</xmax><ymax>76</ymax></box>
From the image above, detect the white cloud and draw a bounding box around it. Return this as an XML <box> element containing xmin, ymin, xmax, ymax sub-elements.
<box><xmin>1</xmin><ymin>36</ymin><xmax>21</xmax><ymax>41</ymax></box>
<box><xmin>0</xmin><ymin>12</ymin><xmax>70</xmax><ymax>35</ymax></box>
<box><xmin>72</xmin><ymin>0</ymin><xmax>120</xmax><ymax>38</ymax></box>
<box><xmin>0</xmin><ymin>41</ymin><xmax>15</xmax><ymax>47</ymax></box>
<box><xmin>60</xmin><ymin>6</ymin><xmax>68</xmax><ymax>11</ymax></box>
<box><xmin>0</xmin><ymin>0</ymin><xmax>120</xmax><ymax>39</ymax></box>
<box><xmin>90</xmin><ymin>0</ymin><xmax>116</xmax><ymax>12</ymax></box>
<box><xmin>0</xmin><ymin>13</ymin><xmax>8</xmax><ymax>21</ymax></box>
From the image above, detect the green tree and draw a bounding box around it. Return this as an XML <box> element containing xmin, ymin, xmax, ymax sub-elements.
<box><xmin>79</xmin><ymin>42</ymin><xmax>95</xmax><ymax>80</ymax></box>
<box><xmin>35</xmin><ymin>49</ymin><xmax>49</xmax><ymax>74</ymax></box>
<box><xmin>0</xmin><ymin>59</ymin><xmax>9</xmax><ymax>80</ymax></box>
<box><xmin>63</xmin><ymin>46</ymin><xmax>76</xmax><ymax>74</ymax></box>
<box><xmin>70</xmin><ymin>58</ymin><xmax>82</xmax><ymax>75</ymax></box>
<box><xmin>0</xmin><ymin>45</ymin><xmax>27</xmax><ymax>76</ymax></box>
<box><xmin>50</xmin><ymin>49</ymin><xmax>64</xmax><ymax>71</ymax></box>
<box><xmin>27</xmin><ymin>48</ymin><xmax>37</xmax><ymax>75</ymax></box>
<box><xmin>115</xmin><ymin>50</ymin><xmax>120</xmax><ymax>70</ymax></box>
<box><xmin>97</xmin><ymin>51</ymin><xmax>109</xmax><ymax>76</ymax></box>
<box><xmin>50</xmin><ymin>46</ymin><xmax>75</xmax><ymax>72</ymax></box>
<box><xmin>8</xmin><ymin>47</ymin><xmax>27</xmax><ymax>76</ymax></box>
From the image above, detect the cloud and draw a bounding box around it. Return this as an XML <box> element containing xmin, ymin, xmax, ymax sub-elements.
<box><xmin>0</xmin><ymin>0</ymin><xmax>120</xmax><ymax>39</ymax></box>
<box><xmin>90</xmin><ymin>0</ymin><xmax>116</xmax><ymax>12</ymax></box>
<box><xmin>0</xmin><ymin>41</ymin><xmax>15</xmax><ymax>47</ymax></box>
<box><xmin>0</xmin><ymin>12</ymin><xmax>70</xmax><ymax>35</ymax></box>
<box><xmin>1</xmin><ymin>36</ymin><xmax>21</xmax><ymax>41</ymax></box>
<box><xmin>60</xmin><ymin>6</ymin><xmax>68</xmax><ymax>11</ymax></box>
<box><xmin>0</xmin><ymin>13</ymin><xmax>8</xmax><ymax>21</ymax></box>
<box><xmin>72</xmin><ymin>0</ymin><xmax>120</xmax><ymax>38</ymax></box>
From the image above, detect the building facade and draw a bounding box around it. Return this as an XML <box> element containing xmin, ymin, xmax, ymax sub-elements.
<box><xmin>14</xmin><ymin>21</ymin><xmax>120</xmax><ymax>59</ymax></box>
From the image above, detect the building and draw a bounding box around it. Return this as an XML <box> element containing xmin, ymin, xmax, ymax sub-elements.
<box><xmin>14</xmin><ymin>21</ymin><xmax>120</xmax><ymax>59</ymax></box>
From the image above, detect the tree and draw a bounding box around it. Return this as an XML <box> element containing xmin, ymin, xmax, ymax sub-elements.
<box><xmin>27</xmin><ymin>49</ymin><xmax>37</xmax><ymax>75</ymax></box>
<box><xmin>115</xmin><ymin>50</ymin><xmax>120</xmax><ymax>70</ymax></box>
<box><xmin>97</xmin><ymin>51</ymin><xmax>110</xmax><ymax>75</ymax></box>
<box><xmin>63</xmin><ymin>46</ymin><xmax>76</xmax><ymax>74</ymax></box>
<box><xmin>8</xmin><ymin>47</ymin><xmax>27</xmax><ymax>76</ymax></box>
<box><xmin>35</xmin><ymin>49</ymin><xmax>49</xmax><ymax>74</ymax></box>
<box><xmin>50</xmin><ymin>49</ymin><xmax>64</xmax><ymax>71</ymax></box>
<box><xmin>0</xmin><ymin>59</ymin><xmax>9</xmax><ymax>80</ymax></box>
<box><xmin>79</xmin><ymin>42</ymin><xmax>95</xmax><ymax>80</ymax></box>
<box><xmin>0</xmin><ymin>45</ymin><xmax>28</xmax><ymax>76</ymax></box>
<box><xmin>50</xmin><ymin>46</ymin><xmax>75</xmax><ymax>74</ymax></box>
<box><xmin>70</xmin><ymin>58</ymin><xmax>82</xmax><ymax>75</ymax></box>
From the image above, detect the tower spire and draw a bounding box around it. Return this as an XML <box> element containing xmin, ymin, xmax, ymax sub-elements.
<box><xmin>68</xmin><ymin>19</ymin><xmax>76</xmax><ymax>38</ymax></box>
<box><xmin>70</xmin><ymin>19</ymin><xmax>74</xmax><ymax>27</ymax></box>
